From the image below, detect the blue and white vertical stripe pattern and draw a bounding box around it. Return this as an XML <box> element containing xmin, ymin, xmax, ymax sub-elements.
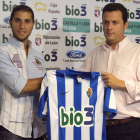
<box><xmin>38</xmin><ymin>69</ymin><xmax>117</xmax><ymax>140</ymax></box>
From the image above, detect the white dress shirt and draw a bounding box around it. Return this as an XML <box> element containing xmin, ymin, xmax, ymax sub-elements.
<box><xmin>78</xmin><ymin>36</ymin><xmax>140</xmax><ymax>119</ymax></box>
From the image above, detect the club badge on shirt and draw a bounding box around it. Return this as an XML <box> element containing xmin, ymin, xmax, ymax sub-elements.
<box><xmin>87</xmin><ymin>87</ymin><xmax>93</xmax><ymax>98</ymax></box>
<box><xmin>33</xmin><ymin>57</ymin><xmax>43</xmax><ymax>70</ymax></box>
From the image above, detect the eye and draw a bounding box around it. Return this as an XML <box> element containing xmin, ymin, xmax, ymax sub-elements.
<box><xmin>15</xmin><ymin>19</ymin><xmax>20</xmax><ymax>22</ymax></box>
<box><xmin>113</xmin><ymin>21</ymin><xmax>118</xmax><ymax>25</ymax></box>
<box><xmin>103</xmin><ymin>21</ymin><xmax>109</xmax><ymax>25</ymax></box>
<box><xmin>25</xmin><ymin>19</ymin><xmax>31</xmax><ymax>23</ymax></box>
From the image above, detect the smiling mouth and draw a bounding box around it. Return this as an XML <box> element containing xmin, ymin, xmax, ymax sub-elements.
<box><xmin>107</xmin><ymin>33</ymin><xmax>114</xmax><ymax>35</ymax></box>
<box><xmin>18</xmin><ymin>31</ymin><xmax>26</xmax><ymax>35</ymax></box>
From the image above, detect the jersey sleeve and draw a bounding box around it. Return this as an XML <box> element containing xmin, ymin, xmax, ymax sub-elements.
<box><xmin>38</xmin><ymin>74</ymin><xmax>48</xmax><ymax>117</ymax></box>
<box><xmin>103</xmin><ymin>87</ymin><xmax>117</xmax><ymax>118</ymax></box>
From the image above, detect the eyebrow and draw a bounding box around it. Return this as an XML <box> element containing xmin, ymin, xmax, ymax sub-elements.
<box><xmin>13</xmin><ymin>18</ymin><xmax>32</xmax><ymax>21</ymax></box>
<box><xmin>103</xmin><ymin>20</ymin><xmax>119</xmax><ymax>22</ymax></box>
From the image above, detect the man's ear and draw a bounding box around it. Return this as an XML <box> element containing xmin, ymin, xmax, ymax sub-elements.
<box><xmin>124</xmin><ymin>21</ymin><xmax>129</xmax><ymax>30</ymax></box>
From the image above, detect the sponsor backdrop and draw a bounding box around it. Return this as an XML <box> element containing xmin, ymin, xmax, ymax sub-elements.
<box><xmin>0</xmin><ymin>0</ymin><xmax>140</xmax><ymax>70</ymax></box>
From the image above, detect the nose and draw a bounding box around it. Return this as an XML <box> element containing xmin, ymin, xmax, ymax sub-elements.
<box><xmin>19</xmin><ymin>21</ymin><xmax>25</xmax><ymax>29</ymax></box>
<box><xmin>107</xmin><ymin>23</ymin><xmax>113</xmax><ymax>30</ymax></box>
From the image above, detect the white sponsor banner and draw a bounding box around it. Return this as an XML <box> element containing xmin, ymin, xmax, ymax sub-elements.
<box><xmin>0</xmin><ymin>0</ymin><xmax>140</xmax><ymax>70</ymax></box>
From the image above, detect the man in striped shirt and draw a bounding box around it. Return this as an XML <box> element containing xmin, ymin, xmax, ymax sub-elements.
<box><xmin>0</xmin><ymin>5</ymin><xmax>46</xmax><ymax>140</ymax></box>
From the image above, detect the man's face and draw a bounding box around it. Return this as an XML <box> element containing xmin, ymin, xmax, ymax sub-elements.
<box><xmin>102</xmin><ymin>10</ymin><xmax>128</xmax><ymax>46</ymax></box>
<box><xmin>9</xmin><ymin>11</ymin><xmax>34</xmax><ymax>44</ymax></box>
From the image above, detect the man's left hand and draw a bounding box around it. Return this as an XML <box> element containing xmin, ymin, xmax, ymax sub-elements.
<box><xmin>102</xmin><ymin>72</ymin><xmax>127</xmax><ymax>91</ymax></box>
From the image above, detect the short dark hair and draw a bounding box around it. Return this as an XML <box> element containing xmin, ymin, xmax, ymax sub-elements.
<box><xmin>102</xmin><ymin>3</ymin><xmax>128</xmax><ymax>24</ymax></box>
<box><xmin>10</xmin><ymin>5</ymin><xmax>34</xmax><ymax>22</ymax></box>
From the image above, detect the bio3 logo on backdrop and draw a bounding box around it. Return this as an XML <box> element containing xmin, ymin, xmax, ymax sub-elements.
<box><xmin>135</xmin><ymin>37</ymin><xmax>140</xmax><ymax>44</ymax></box>
<box><xmin>35</xmin><ymin>18</ymin><xmax>58</xmax><ymax>30</ymax></box>
<box><xmin>2</xmin><ymin>0</ymin><xmax>26</xmax><ymax>11</ymax></box>
<box><xmin>42</xmin><ymin>49</ymin><xmax>58</xmax><ymax>62</ymax></box>
<box><xmin>65</xmin><ymin>5</ymin><xmax>87</xmax><ymax>16</ymax></box>
<box><xmin>127</xmin><ymin>9</ymin><xmax>140</xmax><ymax>20</ymax></box>
<box><xmin>2</xmin><ymin>1</ymin><xmax>17</xmax><ymax>11</ymax></box>
<box><xmin>65</xmin><ymin>35</ymin><xmax>86</xmax><ymax>47</ymax></box>
<box><xmin>94</xmin><ymin>22</ymin><xmax>103</xmax><ymax>32</ymax></box>
<box><xmin>2</xmin><ymin>34</ymin><xmax>11</xmax><ymax>43</ymax></box>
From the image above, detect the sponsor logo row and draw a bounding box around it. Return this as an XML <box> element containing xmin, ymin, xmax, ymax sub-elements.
<box><xmin>2</xmin><ymin>1</ymin><xmax>140</xmax><ymax>17</ymax></box>
<box><xmin>42</xmin><ymin>49</ymin><xmax>86</xmax><ymax>61</ymax></box>
<box><xmin>2</xmin><ymin>1</ymin><xmax>60</xmax><ymax>13</ymax></box>
<box><xmin>2</xmin><ymin>33</ymin><xmax>140</xmax><ymax>46</ymax></box>
<box><xmin>2</xmin><ymin>16</ymin><xmax>140</xmax><ymax>34</ymax></box>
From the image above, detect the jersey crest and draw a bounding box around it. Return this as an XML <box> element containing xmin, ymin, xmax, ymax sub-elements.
<box><xmin>87</xmin><ymin>87</ymin><xmax>93</xmax><ymax>98</ymax></box>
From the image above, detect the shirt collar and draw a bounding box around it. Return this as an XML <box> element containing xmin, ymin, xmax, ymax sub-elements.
<box><xmin>8</xmin><ymin>36</ymin><xmax>32</xmax><ymax>50</ymax></box>
<box><xmin>103</xmin><ymin>36</ymin><xmax>130</xmax><ymax>52</ymax></box>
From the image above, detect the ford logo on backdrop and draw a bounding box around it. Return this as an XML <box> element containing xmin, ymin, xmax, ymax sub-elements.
<box><xmin>66</xmin><ymin>50</ymin><xmax>86</xmax><ymax>59</ymax></box>
<box><xmin>3</xmin><ymin>17</ymin><xmax>10</xmax><ymax>24</ymax></box>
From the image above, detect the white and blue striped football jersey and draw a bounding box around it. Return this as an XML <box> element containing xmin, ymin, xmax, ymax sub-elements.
<box><xmin>38</xmin><ymin>69</ymin><xmax>117</xmax><ymax>140</ymax></box>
